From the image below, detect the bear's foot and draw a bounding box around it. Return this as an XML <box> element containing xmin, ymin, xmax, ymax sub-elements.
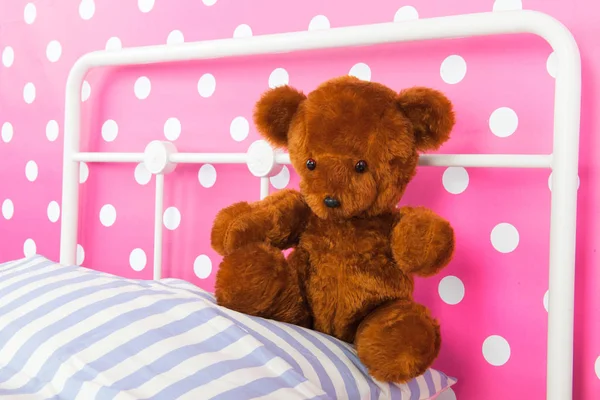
<box><xmin>214</xmin><ymin>243</ymin><xmax>311</xmax><ymax>328</ymax></box>
<box><xmin>355</xmin><ymin>299</ymin><xmax>441</xmax><ymax>383</ymax></box>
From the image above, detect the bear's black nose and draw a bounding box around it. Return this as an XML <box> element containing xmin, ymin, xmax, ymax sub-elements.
<box><xmin>324</xmin><ymin>196</ymin><xmax>340</xmax><ymax>208</ymax></box>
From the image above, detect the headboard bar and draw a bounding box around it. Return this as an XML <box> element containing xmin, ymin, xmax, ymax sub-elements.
<box><xmin>72</xmin><ymin>151</ymin><xmax>553</xmax><ymax>169</ymax></box>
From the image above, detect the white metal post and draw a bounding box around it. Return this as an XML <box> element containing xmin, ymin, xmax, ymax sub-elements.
<box><xmin>545</xmin><ymin>26</ymin><xmax>581</xmax><ymax>400</ymax></box>
<box><xmin>153</xmin><ymin>173</ymin><xmax>165</xmax><ymax>280</ymax></box>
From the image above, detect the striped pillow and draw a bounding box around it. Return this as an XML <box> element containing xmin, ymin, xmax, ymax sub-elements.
<box><xmin>0</xmin><ymin>255</ymin><xmax>456</xmax><ymax>399</ymax></box>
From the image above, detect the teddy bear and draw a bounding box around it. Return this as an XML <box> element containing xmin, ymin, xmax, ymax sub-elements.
<box><xmin>210</xmin><ymin>75</ymin><xmax>456</xmax><ymax>383</ymax></box>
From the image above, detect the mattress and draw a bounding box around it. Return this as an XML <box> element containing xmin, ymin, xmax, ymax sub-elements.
<box><xmin>0</xmin><ymin>255</ymin><xmax>456</xmax><ymax>399</ymax></box>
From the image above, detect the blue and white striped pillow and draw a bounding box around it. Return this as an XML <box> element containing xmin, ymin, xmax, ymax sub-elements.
<box><xmin>0</xmin><ymin>255</ymin><xmax>457</xmax><ymax>399</ymax></box>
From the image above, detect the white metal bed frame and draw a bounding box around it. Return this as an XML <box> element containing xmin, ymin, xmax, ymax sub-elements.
<box><xmin>57</xmin><ymin>10</ymin><xmax>581</xmax><ymax>400</ymax></box>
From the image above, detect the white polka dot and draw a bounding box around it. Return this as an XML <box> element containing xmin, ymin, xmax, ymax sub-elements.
<box><xmin>268</xmin><ymin>68</ymin><xmax>289</xmax><ymax>88</ymax></box>
<box><xmin>442</xmin><ymin>167</ymin><xmax>469</xmax><ymax>194</ymax></box>
<box><xmin>46</xmin><ymin>40</ymin><xmax>62</xmax><ymax>62</ymax></box>
<box><xmin>436</xmin><ymin>387</ymin><xmax>456</xmax><ymax>400</ymax></box>
<box><xmin>134</xmin><ymin>76</ymin><xmax>151</xmax><ymax>99</ymax></box>
<box><xmin>77</xmin><ymin>244</ymin><xmax>85</xmax><ymax>265</ymax></box>
<box><xmin>2</xmin><ymin>199</ymin><xmax>14</xmax><ymax>220</ymax></box>
<box><xmin>2</xmin><ymin>122</ymin><xmax>14</xmax><ymax>143</ymax></box>
<box><xmin>106</xmin><ymin>37</ymin><xmax>122</xmax><ymax>51</ymax></box>
<box><xmin>308</xmin><ymin>15</ymin><xmax>330</xmax><ymax>30</ymax></box>
<box><xmin>99</xmin><ymin>204</ymin><xmax>117</xmax><ymax>227</ymax></box>
<box><xmin>230</xmin><ymin>116</ymin><xmax>249</xmax><ymax>142</ymax></box>
<box><xmin>163</xmin><ymin>206</ymin><xmax>181</xmax><ymax>230</ymax></box>
<box><xmin>47</xmin><ymin>201</ymin><xmax>60</xmax><ymax>223</ymax></box>
<box><xmin>23</xmin><ymin>238</ymin><xmax>36</xmax><ymax>258</ymax></box>
<box><xmin>23</xmin><ymin>82</ymin><xmax>36</xmax><ymax>104</ymax></box>
<box><xmin>46</xmin><ymin>120</ymin><xmax>59</xmax><ymax>142</ymax></box>
<box><xmin>79</xmin><ymin>162</ymin><xmax>89</xmax><ymax>184</ymax></box>
<box><xmin>2</xmin><ymin>46</ymin><xmax>14</xmax><ymax>68</ymax></box>
<box><xmin>198</xmin><ymin>73</ymin><xmax>216</xmax><ymax>97</ymax></box>
<box><xmin>134</xmin><ymin>163</ymin><xmax>152</xmax><ymax>185</ymax></box>
<box><xmin>202</xmin><ymin>0</ymin><xmax>217</xmax><ymax>5</ymax></box>
<box><xmin>394</xmin><ymin>6</ymin><xmax>419</xmax><ymax>22</ymax></box>
<box><xmin>349</xmin><ymin>63</ymin><xmax>371</xmax><ymax>81</ymax></box>
<box><xmin>270</xmin><ymin>166</ymin><xmax>290</xmax><ymax>189</ymax></box>
<box><xmin>548</xmin><ymin>172</ymin><xmax>580</xmax><ymax>191</ymax></box>
<box><xmin>138</xmin><ymin>0</ymin><xmax>155</xmax><ymax>13</ymax></box>
<box><xmin>489</xmin><ymin>107</ymin><xmax>518</xmax><ymax>138</ymax></box>
<box><xmin>25</xmin><ymin>160</ymin><xmax>38</xmax><ymax>182</ymax></box>
<box><xmin>543</xmin><ymin>290</ymin><xmax>549</xmax><ymax>312</ymax></box>
<box><xmin>493</xmin><ymin>0</ymin><xmax>522</xmax><ymax>11</ymax></box>
<box><xmin>79</xmin><ymin>0</ymin><xmax>95</xmax><ymax>20</ymax></box>
<box><xmin>164</xmin><ymin>117</ymin><xmax>181</xmax><ymax>141</ymax></box>
<box><xmin>101</xmin><ymin>119</ymin><xmax>118</xmax><ymax>142</ymax></box>
<box><xmin>24</xmin><ymin>3</ymin><xmax>36</xmax><ymax>24</ymax></box>
<box><xmin>482</xmin><ymin>335</ymin><xmax>511</xmax><ymax>366</ymax></box>
<box><xmin>81</xmin><ymin>80</ymin><xmax>91</xmax><ymax>102</ymax></box>
<box><xmin>129</xmin><ymin>248</ymin><xmax>147</xmax><ymax>271</ymax></box>
<box><xmin>595</xmin><ymin>356</ymin><xmax>600</xmax><ymax>380</ymax></box>
<box><xmin>547</xmin><ymin>52</ymin><xmax>557</xmax><ymax>79</ymax></box>
<box><xmin>438</xmin><ymin>276</ymin><xmax>465</xmax><ymax>305</ymax></box>
<box><xmin>440</xmin><ymin>55</ymin><xmax>467</xmax><ymax>84</ymax></box>
<box><xmin>194</xmin><ymin>254</ymin><xmax>212</xmax><ymax>279</ymax></box>
<box><xmin>198</xmin><ymin>164</ymin><xmax>217</xmax><ymax>188</ymax></box>
<box><xmin>491</xmin><ymin>223</ymin><xmax>519</xmax><ymax>253</ymax></box>
<box><xmin>233</xmin><ymin>24</ymin><xmax>253</xmax><ymax>38</ymax></box>
<box><xmin>167</xmin><ymin>30</ymin><xmax>184</xmax><ymax>44</ymax></box>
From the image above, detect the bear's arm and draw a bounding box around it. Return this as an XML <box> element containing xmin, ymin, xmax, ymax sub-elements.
<box><xmin>211</xmin><ymin>189</ymin><xmax>311</xmax><ymax>256</ymax></box>
<box><xmin>390</xmin><ymin>206</ymin><xmax>455</xmax><ymax>277</ymax></box>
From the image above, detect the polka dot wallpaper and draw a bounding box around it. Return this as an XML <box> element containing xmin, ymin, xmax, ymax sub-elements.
<box><xmin>1</xmin><ymin>1</ymin><xmax>599</xmax><ymax>399</ymax></box>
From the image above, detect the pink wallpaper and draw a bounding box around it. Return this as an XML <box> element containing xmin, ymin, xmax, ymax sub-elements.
<box><xmin>1</xmin><ymin>0</ymin><xmax>599</xmax><ymax>399</ymax></box>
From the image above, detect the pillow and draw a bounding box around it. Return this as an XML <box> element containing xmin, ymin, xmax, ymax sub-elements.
<box><xmin>0</xmin><ymin>255</ymin><xmax>456</xmax><ymax>399</ymax></box>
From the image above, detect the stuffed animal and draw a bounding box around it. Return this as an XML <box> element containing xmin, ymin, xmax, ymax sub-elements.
<box><xmin>210</xmin><ymin>75</ymin><xmax>456</xmax><ymax>383</ymax></box>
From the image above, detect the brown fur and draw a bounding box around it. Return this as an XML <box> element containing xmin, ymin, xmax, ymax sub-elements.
<box><xmin>211</xmin><ymin>76</ymin><xmax>456</xmax><ymax>383</ymax></box>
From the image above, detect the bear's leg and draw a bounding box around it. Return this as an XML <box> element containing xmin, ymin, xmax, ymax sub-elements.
<box><xmin>354</xmin><ymin>299</ymin><xmax>441</xmax><ymax>383</ymax></box>
<box><xmin>214</xmin><ymin>243</ymin><xmax>312</xmax><ymax>328</ymax></box>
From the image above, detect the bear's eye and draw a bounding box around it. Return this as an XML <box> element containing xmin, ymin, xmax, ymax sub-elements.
<box><xmin>355</xmin><ymin>160</ymin><xmax>367</xmax><ymax>173</ymax></box>
<box><xmin>306</xmin><ymin>159</ymin><xmax>316</xmax><ymax>170</ymax></box>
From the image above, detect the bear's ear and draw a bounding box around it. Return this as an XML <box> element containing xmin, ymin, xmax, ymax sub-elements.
<box><xmin>253</xmin><ymin>85</ymin><xmax>307</xmax><ymax>148</ymax></box>
<box><xmin>396</xmin><ymin>87</ymin><xmax>455</xmax><ymax>152</ymax></box>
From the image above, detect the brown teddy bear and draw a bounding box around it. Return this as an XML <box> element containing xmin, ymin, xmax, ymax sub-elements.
<box><xmin>210</xmin><ymin>75</ymin><xmax>456</xmax><ymax>383</ymax></box>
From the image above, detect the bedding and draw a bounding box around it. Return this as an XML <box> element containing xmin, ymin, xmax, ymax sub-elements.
<box><xmin>0</xmin><ymin>255</ymin><xmax>456</xmax><ymax>400</ymax></box>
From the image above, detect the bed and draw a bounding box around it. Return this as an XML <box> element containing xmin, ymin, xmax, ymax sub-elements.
<box><xmin>0</xmin><ymin>9</ymin><xmax>581</xmax><ymax>400</ymax></box>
